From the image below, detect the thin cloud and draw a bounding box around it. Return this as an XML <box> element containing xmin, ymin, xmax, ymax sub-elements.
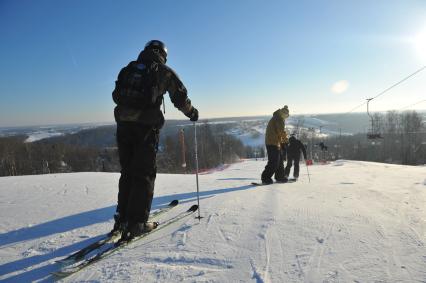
<box><xmin>331</xmin><ymin>80</ymin><xmax>349</xmax><ymax>94</ymax></box>
<box><xmin>67</xmin><ymin>44</ymin><xmax>78</xmax><ymax>68</ymax></box>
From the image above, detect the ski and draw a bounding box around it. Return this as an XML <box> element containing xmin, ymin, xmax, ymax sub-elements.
<box><xmin>251</xmin><ymin>182</ymin><xmax>272</xmax><ymax>186</ymax></box>
<box><xmin>251</xmin><ymin>179</ymin><xmax>297</xmax><ymax>186</ymax></box>
<box><xmin>52</xmin><ymin>204</ymin><xmax>198</xmax><ymax>278</ymax></box>
<box><xmin>56</xmin><ymin>199</ymin><xmax>178</xmax><ymax>266</ymax></box>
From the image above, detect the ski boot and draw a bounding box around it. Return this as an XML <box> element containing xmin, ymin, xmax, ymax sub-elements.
<box><xmin>120</xmin><ymin>222</ymin><xmax>159</xmax><ymax>242</ymax></box>
<box><xmin>261</xmin><ymin>178</ymin><xmax>273</xmax><ymax>185</ymax></box>
<box><xmin>275</xmin><ymin>177</ymin><xmax>288</xmax><ymax>183</ymax></box>
<box><xmin>108</xmin><ymin>213</ymin><xmax>127</xmax><ymax>237</ymax></box>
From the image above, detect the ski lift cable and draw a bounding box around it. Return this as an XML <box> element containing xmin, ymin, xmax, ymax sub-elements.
<box><xmin>399</xmin><ymin>99</ymin><xmax>426</xmax><ymax>110</ymax></box>
<box><xmin>370</xmin><ymin>65</ymin><xmax>425</xmax><ymax>101</ymax></box>
<box><xmin>346</xmin><ymin>101</ymin><xmax>368</xmax><ymax>114</ymax></box>
<box><xmin>346</xmin><ymin>65</ymin><xmax>426</xmax><ymax>114</ymax></box>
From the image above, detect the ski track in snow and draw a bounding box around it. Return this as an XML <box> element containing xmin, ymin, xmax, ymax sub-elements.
<box><xmin>1</xmin><ymin>160</ymin><xmax>426</xmax><ymax>282</ymax></box>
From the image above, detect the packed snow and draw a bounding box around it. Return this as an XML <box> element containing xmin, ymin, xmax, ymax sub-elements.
<box><xmin>0</xmin><ymin>160</ymin><xmax>426</xmax><ymax>282</ymax></box>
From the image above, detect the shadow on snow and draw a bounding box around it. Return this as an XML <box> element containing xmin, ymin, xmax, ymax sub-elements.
<box><xmin>0</xmin><ymin>183</ymin><xmax>259</xmax><ymax>282</ymax></box>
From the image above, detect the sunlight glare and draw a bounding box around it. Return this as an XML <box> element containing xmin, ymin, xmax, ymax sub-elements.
<box><xmin>413</xmin><ymin>28</ymin><xmax>426</xmax><ymax>62</ymax></box>
<box><xmin>331</xmin><ymin>80</ymin><xmax>349</xmax><ymax>94</ymax></box>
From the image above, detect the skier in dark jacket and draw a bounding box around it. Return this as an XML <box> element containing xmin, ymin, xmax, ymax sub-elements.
<box><xmin>111</xmin><ymin>40</ymin><xmax>199</xmax><ymax>240</ymax></box>
<box><xmin>283</xmin><ymin>134</ymin><xmax>307</xmax><ymax>180</ymax></box>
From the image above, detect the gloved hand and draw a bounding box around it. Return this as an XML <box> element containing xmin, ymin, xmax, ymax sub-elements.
<box><xmin>186</xmin><ymin>107</ymin><xmax>199</xmax><ymax>122</ymax></box>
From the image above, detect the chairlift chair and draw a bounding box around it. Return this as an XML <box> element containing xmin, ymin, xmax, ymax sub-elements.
<box><xmin>366</xmin><ymin>98</ymin><xmax>383</xmax><ymax>140</ymax></box>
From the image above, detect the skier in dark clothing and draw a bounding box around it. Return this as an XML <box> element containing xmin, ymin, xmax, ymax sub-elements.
<box><xmin>111</xmin><ymin>40</ymin><xmax>199</xmax><ymax>240</ymax></box>
<box><xmin>283</xmin><ymin>134</ymin><xmax>307</xmax><ymax>180</ymax></box>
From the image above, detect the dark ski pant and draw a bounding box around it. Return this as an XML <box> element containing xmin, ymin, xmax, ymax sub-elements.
<box><xmin>284</xmin><ymin>154</ymin><xmax>300</xmax><ymax>178</ymax></box>
<box><xmin>116</xmin><ymin>122</ymin><xmax>159</xmax><ymax>225</ymax></box>
<box><xmin>261</xmin><ymin>145</ymin><xmax>286</xmax><ymax>181</ymax></box>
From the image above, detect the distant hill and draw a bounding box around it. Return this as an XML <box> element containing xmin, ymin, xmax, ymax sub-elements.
<box><xmin>1</xmin><ymin>111</ymin><xmax>425</xmax><ymax>149</ymax></box>
<box><xmin>39</xmin><ymin>125</ymin><xmax>117</xmax><ymax>148</ymax></box>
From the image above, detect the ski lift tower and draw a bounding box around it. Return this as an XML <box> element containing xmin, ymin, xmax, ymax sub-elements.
<box><xmin>366</xmin><ymin>98</ymin><xmax>383</xmax><ymax>140</ymax></box>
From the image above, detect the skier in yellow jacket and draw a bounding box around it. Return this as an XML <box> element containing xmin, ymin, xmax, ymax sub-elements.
<box><xmin>261</xmin><ymin>106</ymin><xmax>289</xmax><ymax>184</ymax></box>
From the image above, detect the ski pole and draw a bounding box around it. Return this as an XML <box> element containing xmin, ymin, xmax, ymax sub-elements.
<box><xmin>194</xmin><ymin>122</ymin><xmax>203</xmax><ymax>220</ymax></box>
<box><xmin>306</xmin><ymin>160</ymin><xmax>311</xmax><ymax>183</ymax></box>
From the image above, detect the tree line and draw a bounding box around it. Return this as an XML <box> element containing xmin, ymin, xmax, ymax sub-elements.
<box><xmin>0</xmin><ymin>136</ymin><xmax>106</xmax><ymax>176</ymax></box>
<box><xmin>0</xmin><ymin>122</ymin><xmax>255</xmax><ymax>176</ymax></box>
<box><xmin>297</xmin><ymin>110</ymin><xmax>425</xmax><ymax>165</ymax></box>
<box><xmin>157</xmin><ymin>122</ymin><xmax>258</xmax><ymax>173</ymax></box>
<box><xmin>1</xmin><ymin>110</ymin><xmax>423</xmax><ymax>177</ymax></box>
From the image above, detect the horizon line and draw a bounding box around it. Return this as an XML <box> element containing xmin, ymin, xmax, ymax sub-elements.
<box><xmin>1</xmin><ymin>108</ymin><xmax>426</xmax><ymax>129</ymax></box>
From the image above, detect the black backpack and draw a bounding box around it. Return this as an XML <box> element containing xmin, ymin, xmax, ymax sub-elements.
<box><xmin>113</xmin><ymin>61</ymin><xmax>162</xmax><ymax>109</ymax></box>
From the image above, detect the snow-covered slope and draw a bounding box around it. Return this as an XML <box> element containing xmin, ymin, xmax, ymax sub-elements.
<box><xmin>1</xmin><ymin>160</ymin><xmax>426</xmax><ymax>282</ymax></box>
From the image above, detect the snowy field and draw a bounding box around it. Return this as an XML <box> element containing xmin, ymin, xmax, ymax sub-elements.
<box><xmin>0</xmin><ymin>160</ymin><xmax>426</xmax><ymax>282</ymax></box>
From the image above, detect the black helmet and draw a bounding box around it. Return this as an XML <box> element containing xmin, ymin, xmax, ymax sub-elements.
<box><xmin>144</xmin><ymin>40</ymin><xmax>168</xmax><ymax>58</ymax></box>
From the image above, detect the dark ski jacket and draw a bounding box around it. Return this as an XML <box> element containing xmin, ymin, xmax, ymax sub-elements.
<box><xmin>283</xmin><ymin>136</ymin><xmax>307</xmax><ymax>160</ymax></box>
<box><xmin>112</xmin><ymin>49</ymin><xmax>193</xmax><ymax>129</ymax></box>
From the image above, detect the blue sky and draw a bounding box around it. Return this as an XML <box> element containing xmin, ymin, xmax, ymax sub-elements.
<box><xmin>0</xmin><ymin>0</ymin><xmax>425</xmax><ymax>126</ymax></box>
